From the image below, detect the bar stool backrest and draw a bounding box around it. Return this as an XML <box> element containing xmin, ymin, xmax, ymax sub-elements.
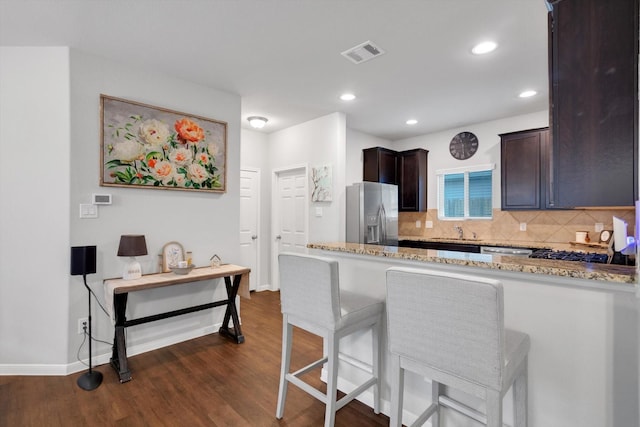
<box><xmin>386</xmin><ymin>267</ymin><xmax>505</xmax><ymax>390</ymax></box>
<box><xmin>279</xmin><ymin>253</ymin><xmax>342</xmax><ymax>329</ymax></box>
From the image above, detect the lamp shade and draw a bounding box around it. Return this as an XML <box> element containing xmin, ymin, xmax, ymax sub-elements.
<box><xmin>117</xmin><ymin>235</ymin><xmax>148</xmax><ymax>257</ymax></box>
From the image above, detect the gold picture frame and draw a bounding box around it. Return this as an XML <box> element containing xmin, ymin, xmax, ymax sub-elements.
<box><xmin>100</xmin><ymin>94</ymin><xmax>227</xmax><ymax>193</ymax></box>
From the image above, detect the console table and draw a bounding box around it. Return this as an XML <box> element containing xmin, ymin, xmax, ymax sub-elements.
<box><xmin>104</xmin><ymin>264</ymin><xmax>250</xmax><ymax>383</ymax></box>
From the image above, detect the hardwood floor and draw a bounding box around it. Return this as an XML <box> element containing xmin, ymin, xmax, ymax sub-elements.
<box><xmin>0</xmin><ymin>290</ymin><xmax>390</xmax><ymax>426</ymax></box>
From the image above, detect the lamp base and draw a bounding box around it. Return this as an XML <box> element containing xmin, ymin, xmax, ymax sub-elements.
<box><xmin>122</xmin><ymin>258</ymin><xmax>142</xmax><ymax>280</ymax></box>
<box><xmin>77</xmin><ymin>370</ymin><xmax>103</xmax><ymax>391</ymax></box>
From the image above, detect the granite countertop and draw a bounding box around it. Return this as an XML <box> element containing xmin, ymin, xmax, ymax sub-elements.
<box><xmin>307</xmin><ymin>241</ymin><xmax>637</xmax><ymax>285</ymax></box>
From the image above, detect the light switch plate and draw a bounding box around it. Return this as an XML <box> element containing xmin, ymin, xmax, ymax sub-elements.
<box><xmin>315</xmin><ymin>207</ymin><xmax>323</xmax><ymax>217</ymax></box>
<box><xmin>415</xmin><ymin>220</ymin><xmax>421</xmax><ymax>228</ymax></box>
<box><xmin>79</xmin><ymin>204</ymin><xmax>98</xmax><ymax>219</ymax></box>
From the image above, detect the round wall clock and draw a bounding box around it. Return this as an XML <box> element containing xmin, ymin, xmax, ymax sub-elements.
<box><xmin>449</xmin><ymin>131</ymin><xmax>479</xmax><ymax>160</ymax></box>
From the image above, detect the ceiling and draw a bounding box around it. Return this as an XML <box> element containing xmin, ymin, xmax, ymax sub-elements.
<box><xmin>0</xmin><ymin>0</ymin><xmax>549</xmax><ymax>141</ymax></box>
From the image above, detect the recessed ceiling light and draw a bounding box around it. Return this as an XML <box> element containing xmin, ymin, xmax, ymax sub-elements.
<box><xmin>340</xmin><ymin>93</ymin><xmax>356</xmax><ymax>101</ymax></box>
<box><xmin>519</xmin><ymin>90</ymin><xmax>537</xmax><ymax>98</ymax></box>
<box><xmin>247</xmin><ymin>116</ymin><xmax>268</xmax><ymax>129</ymax></box>
<box><xmin>471</xmin><ymin>41</ymin><xmax>498</xmax><ymax>55</ymax></box>
<box><xmin>406</xmin><ymin>119</ymin><xmax>418</xmax><ymax>125</ymax></box>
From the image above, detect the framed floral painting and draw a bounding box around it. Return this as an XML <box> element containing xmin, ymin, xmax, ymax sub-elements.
<box><xmin>100</xmin><ymin>95</ymin><xmax>227</xmax><ymax>193</ymax></box>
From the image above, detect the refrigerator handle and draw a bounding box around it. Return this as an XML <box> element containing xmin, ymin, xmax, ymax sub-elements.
<box><xmin>379</xmin><ymin>204</ymin><xmax>387</xmax><ymax>244</ymax></box>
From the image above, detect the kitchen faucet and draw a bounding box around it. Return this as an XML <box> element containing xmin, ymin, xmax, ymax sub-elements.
<box><xmin>454</xmin><ymin>226</ymin><xmax>463</xmax><ymax>239</ymax></box>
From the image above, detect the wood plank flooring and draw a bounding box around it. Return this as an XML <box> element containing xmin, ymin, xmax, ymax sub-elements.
<box><xmin>0</xmin><ymin>290</ymin><xmax>390</xmax><ymax>426</ymax></box>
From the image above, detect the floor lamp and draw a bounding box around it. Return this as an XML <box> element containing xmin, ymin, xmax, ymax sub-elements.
<box><xmin>71</xmin><ymin>245</ymin><xmax>103</xmax><ymax>391</ymax></box>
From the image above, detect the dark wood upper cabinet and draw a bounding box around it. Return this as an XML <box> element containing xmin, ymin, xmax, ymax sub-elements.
<box><xmin>363</xmin><ymin>146</ymin><xmax>428</xmax><ymax>212</ymax></box>
<box><xmin>549</xmin><ymin>0</ymin><xmax>638</xmax><ymax>207</ymax></box>
<box><xmin>398</xmin><ymin>149</ymin><xmax>428</xmax><ymax>212</ymax></box>
<box><xmin>501</xmin><ymin>128</ymin><xmax>550</xmax><ymax>210</ymax></box>
<box><xmin>363</xmin><ymin>147</ymin><xmax>398</xmax><ymax>184</ymax></box>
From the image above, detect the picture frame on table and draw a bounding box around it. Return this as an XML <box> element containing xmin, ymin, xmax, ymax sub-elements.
<box><xmin>161</xmin><ymin>241</ymin><xmax>184</xmax><ymax>272</ymax></box>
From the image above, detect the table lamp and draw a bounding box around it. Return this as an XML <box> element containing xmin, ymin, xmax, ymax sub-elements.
<box><xmin>117</xmin><ymin>234</ymin><xmax>147</xmax><ymax>280</ymax></box>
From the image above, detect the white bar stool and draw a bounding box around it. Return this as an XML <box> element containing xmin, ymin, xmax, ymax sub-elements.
<box><xmin>276</xmin><ymin>253</ymin><xmax>383</xmax><ymax>427</ymax></box>
<box><xmin>386</xmin><ymin>267</ymin><xmax>530</xmax><ymax>427</ymax></box>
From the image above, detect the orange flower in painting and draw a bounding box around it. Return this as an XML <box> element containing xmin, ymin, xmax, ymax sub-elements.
<box><xmin>174</xmin><ymin>118</ymin><xmax>204</xmax><ymax>143</ymax></box>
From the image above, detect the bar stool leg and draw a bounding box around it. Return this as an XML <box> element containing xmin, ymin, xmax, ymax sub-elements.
<box><xmin>324</xmin><ymin>331</ymin><xmax>339</xmax><ymax>427</ymax></box>
<box><xmin>485</xmin><ymin>390</ymin><xmax>502</xmax><ymax>427</ymax></box>
<box><xmin>431</xmin><ymin>380</ymin><xmax>442</xmax><ymax>427</ymax></box>
<box><xmin>513</xmin><ymin>357</ymin><xmax>528</xmax><ymax>427</ymax></box>
<box><xmin>372</xmin><ymin>319</ymin><xmax>381</xmax><ymax>414</ymax></box>
<box><xmin>276</xmin><ymin>319</ymin><xmax>292</xmax><ymax>419</ymax></box>
<box><xmin>390</xmin><ymin>354</ymin><xmax>404</xmax><ymax>427</ymax></box>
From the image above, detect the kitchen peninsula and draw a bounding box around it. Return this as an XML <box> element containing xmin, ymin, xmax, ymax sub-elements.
<box><xmin>307</xmin><ymin>241</ymin><xmax>638</xmax><ymax>427</ymax></box>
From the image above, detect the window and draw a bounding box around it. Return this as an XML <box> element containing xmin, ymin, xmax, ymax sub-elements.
<box><xmin>437</xmin><ymin>164</ymin><xmax>494</xmax><ymax>220</ymax></box>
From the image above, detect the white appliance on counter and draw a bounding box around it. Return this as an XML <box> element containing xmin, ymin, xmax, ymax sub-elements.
<box><xmin>346</xmin><ymin>182</ymin><xmax>398</xmax><ymax>246</ymax></box>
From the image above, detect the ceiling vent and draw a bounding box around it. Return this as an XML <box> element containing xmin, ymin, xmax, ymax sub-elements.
<box><xmin>341</xmin><ymin>40</ymin><xmax>385</xmax><ymax>64</ymax></box>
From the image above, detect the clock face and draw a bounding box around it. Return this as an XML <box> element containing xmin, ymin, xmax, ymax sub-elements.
<box><xmin>449</xmin><ymin>131</ymin><xmax>479</xmax><ymax>160</ymax></box>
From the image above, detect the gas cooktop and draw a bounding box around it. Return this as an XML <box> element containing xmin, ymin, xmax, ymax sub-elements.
<box><xmin>529</xmin><ymin>249</ymin><xmax>609</xmax><ymax>264</ymax></box>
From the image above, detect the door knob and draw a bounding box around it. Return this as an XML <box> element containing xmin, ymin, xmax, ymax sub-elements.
<box><xmin>251</xmin><ymin>235</ymin><xmax>258</xmax><ymax>240</ymax></box>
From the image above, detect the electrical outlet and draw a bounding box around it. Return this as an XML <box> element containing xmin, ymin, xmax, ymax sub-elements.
<box><xmin>595</xmin><ymin>223</ymin><xmax>604</xmax><ymax>232</ymax></box>
<box><xmin>77</xmin><ymin>317</ymin><xmax>88</xmax><ymax>335</ymax></box>
<box><xmin>519</xmin><ymin>222</ymin><xmax>527</xmax><ymax>231</ymax></box>
<box><xmin>415</xmin><ymin>220</ymin><xmax>421</xmax><ymax>228</ymax></box>
<box><xmin>425</xmin><ymin>221</ymin><xmax>433</xmax><ymax>229</ymax></box>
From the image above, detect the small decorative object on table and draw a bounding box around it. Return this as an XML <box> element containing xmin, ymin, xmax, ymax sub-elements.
<box><xmin>210</xmin><ymin>254</ymin><xmax>221</xmax><ymax>268</ymax></box>
<box><xmin>169</xmin><ymin>264</ymin><xmax>195</xmax><ymax>275</ymax></box>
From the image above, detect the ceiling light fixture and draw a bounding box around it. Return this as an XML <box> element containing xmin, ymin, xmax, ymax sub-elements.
<box><xmin>247</xmin><ymin>116</ymin><xmax>268</xmax><ymax>129</ymax></box>
<box><xmin>519</xmin><ymin>90</ymin><xmax>537</xmax><ymax>98</ymax></box>
<box><xmin>406</xmin><ymin>119</ymin><xmax>418</xmax><ymax>125</ymax></box>
<box><xmin>471</xmin><ymin>41</ymin><xmax>498</xmax><ymax>55</ymax></box>
<box><xmin>340</xmin><ymin>93</ymin><xmax>356</xmax><ymax>101</ymax></box>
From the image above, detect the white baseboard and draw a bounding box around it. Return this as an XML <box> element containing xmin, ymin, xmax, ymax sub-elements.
<box><xmin>0</xmin><ymin>323</ymin><xmax>220</xmax><ymax>376</ymax></box>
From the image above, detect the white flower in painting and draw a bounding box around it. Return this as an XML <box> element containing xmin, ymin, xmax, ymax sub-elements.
<box><xmin>173</xmin><ymin>172</ymin><xmax>186</xmax><ymax>186</ymax></box>
<box><xmin>187</xmin><ymin>163</ymin><xmax>209</xmax><ymax>184</ymax></box>
<box><xmin>151</xmin><ymin>160</ymin><xmax>174</xmax><ymax>184</ymax></box>
<box><xmin>207</xmin><ymin>142</ymin><xmax>220</xmax><ymax>158</ymax></box>
<box><xmin>112</xmin><ymin>139</ymin><xmax>143</xmax><ymax>162</ymax></box>
<box><xmin>139</xmin><ymin>119</ymin><xmax>171</xmax><ymax>146</ymax></box>
<box><xmin>169</xmin><ymin>147</ymin><xmax>193</xmax><ymax>166</ymax></box>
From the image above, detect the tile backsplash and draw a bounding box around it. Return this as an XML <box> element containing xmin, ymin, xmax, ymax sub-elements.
<box><xmin>399</xmin><ymin>208</ymin><xmax>636</xmax><ymax>244</ymax></box>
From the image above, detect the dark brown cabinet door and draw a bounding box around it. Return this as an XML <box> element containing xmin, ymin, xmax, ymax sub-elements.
<box><xmin>399</xmin><ymin>149</ymin><xmax>428</xmax><ymax>212</ymax></box>
<box><xmin>501</xmin><ymin>128</ymin><xmax>549</xmax><ymax>210</ymax></box>
<box><xmin>363</xmin><ymin>147</ymin><xmax>398</xmax><ymax>184</ymax></box>
<box><xmin>549</xmin><ymin>0</ymin><xmax>638</xmax><ymax>207</ymax></box>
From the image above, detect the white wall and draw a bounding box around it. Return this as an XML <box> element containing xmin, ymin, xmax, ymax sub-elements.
<box><xmin>0</xmin><ymin>47</ymin><xmax>71</xmax><ymax>367</ymax></box>
<box><xmin>0</xmin><ymin>47</ymin><xmax>242</xmax><ymax>373</ymax></box>
<box><xmin>393</xmin><ymin>110</ymin><xmax>549</xmax><ymax>208</ymax></box>
<box><xmin>269</xmin><ymin>112</ymin><xmax>347</xmax><ymax>243</ymax></box>
<box><xmin>241</xmin><ymin>128</ymin><xmax>271</xmax><ymax>288</ymax></box>
<box><xmin>68</xmin><ymin>50</ymin><xmax>241</xmax><ymax>369</ymax></box>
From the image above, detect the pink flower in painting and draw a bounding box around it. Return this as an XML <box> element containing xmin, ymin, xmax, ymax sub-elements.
<box><xmin>175</xmin><ymin>118</ymin><xmax>204</xmax><ymax>143</ymax></box>
<box><xmin>169</xmin><ymin>147</ymin><xmax>193</xmax><ymax>166</ymax></box>
<box><xmin>151</xmin><ymin>161</ymin><xmax>174</xmax><ymax>184</ymax></box>
<box><xmin>196</xmin><ymin>152</ymin><xmax>210</xmax><ymax>164</ymax></box>
<box><xmin>187</xmin><ymin>163</ymin><xmax>209</xmax><ymax>184</ymax></box>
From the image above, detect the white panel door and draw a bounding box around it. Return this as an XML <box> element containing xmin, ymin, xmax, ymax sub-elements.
<box><xmin>272</xmin><ymin>167</ymin><xmax>307</xmax><ymax>289</ymax></box>
<box><xmin>240</xmin><ymin>169</ymin><xmax>260</xmax><ymax>291</ymax></box>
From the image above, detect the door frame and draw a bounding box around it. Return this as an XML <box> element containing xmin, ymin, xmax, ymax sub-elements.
<box><xmin>271</xmin><ymin>164</ymin><xmax>309</xmax><ymax>291</ymax></box>
<box><xmin>240</xmin><ymin>167</ymin><xmax>262</xmax><ymax>291</ymax></box>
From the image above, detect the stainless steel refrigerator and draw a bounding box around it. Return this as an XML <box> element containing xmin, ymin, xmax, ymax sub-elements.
<box><xmin>346</xmin><ymin>182</ymin><xmax>398</xmax><ymax>246</ymax></box>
